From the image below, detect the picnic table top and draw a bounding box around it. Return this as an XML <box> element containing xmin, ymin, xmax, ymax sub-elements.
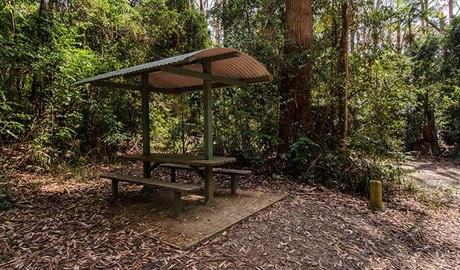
<box><xmin>121</xmin><ymin>153</ymin><xmax>236</xmax><ymax>167</ymax></box>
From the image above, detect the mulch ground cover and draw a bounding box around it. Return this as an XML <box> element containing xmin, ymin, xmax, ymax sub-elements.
<box><xmin>1</xmin><ymin>162</ymin><xmax>459</xmax><ymax>269</ymax></box>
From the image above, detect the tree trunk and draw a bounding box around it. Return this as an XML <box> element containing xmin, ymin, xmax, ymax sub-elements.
<box><xmin>449</xmin><ymin>0</ymin><xmax>453</xmax><ymax>20</ymax></box>
<box><xmin>278</xmin><ymin>0</ymin><xmax>313</xmax><ymax>151</ymax></box>
<box><xmin>8</xmin><ymin>0</ymin><xmax>15</xmax><ymax>37</ymax></box>
<box><xmin>408</xmin><ymin>20</ymin><xmax>413</xmax><ymax>47</ymax></box>
<box><xmin>350</xmin><ymin>29</ymin><xmax>355</xmax><ymax>52</ymax></box>
<box><xmin>420</xmin><ymin>0</ymin><xmax>426</xmax><ymax>32</ymax></box>
<box><xmin>422</xmin><ymin>90</ymin><xmax>440</xmax><ymax>155</ymax></box>
<box><xmin>337</xmin><ymin>1</ymin><xmax>351</xmax><ymax>154</ymax></box>
<box><xmin>8</xmin><ymin>1</ymin><xmax>21</xmax><ymax>102</ymax></box>
<box><xmin>39</xmin><ymin>0</ymin><xmax>46</xmax><ymax>17</ymax></box>
<box><xmin>213</xmin><ymin>0</ymin><xmax>221</xmax><ymax>45</ymax></box>
<box><xmin>329</xmin><ymin>15</ymin><xmax>339</xmax><ymax>143</ymax></box>
<box><xmin>29</xmin><ymin>0</ymin><xmax>47</xmax><ymax>113</ymax></box>
<box><xmin>396</xmin><ymin>21</ymin><xmax>401</xmax><ymax>53</ymax></box>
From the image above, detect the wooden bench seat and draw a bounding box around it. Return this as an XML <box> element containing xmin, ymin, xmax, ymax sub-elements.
<box><xmin>100</xmin><ymin>173</ymin><xmax>200</xmax><ymax>216</ymax></box>
<box><xmin>160</xmin><ymin>163</ymin><xmax>252</xmax><ymax>195</ymax></box>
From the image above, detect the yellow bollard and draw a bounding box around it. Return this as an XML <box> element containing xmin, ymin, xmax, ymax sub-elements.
<box><xmin>370</xmin><ymin>180</ymin><xmax>383</xmax><ymax>210</ymax></box>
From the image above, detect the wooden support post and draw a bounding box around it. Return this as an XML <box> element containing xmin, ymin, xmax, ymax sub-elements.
<box><xmin>230</xmin><ymin>175</ymin><xmax>236</xmax><ymax>195</ymax></box>
<box><xmin>203</xmin><ymin>61</ymin><xmax>213</xmax><ymax>160</ymax></box>
<box><xmin>202</xmin><ymin>61</ymin><xmax>214</xmax><ymax>204</ymax></box>
<box><xmin>171</xmin><ymin>168</ymin><xmax>176</xmax><ymax>183</ymax></box>
<box><xmin>141</xmin><ymin>73</ymin><xmax>152</xmax><ymax>193</ymax></box>
<box><xmin>111</xmin><ymin>180</ymin><xmax>118</xmax><ymax>201</ymax></box>
<box><xmin>370</xmin><ymin>180</ymin><xmax>383</xmax><ymax>210</ymax></box>
<box><xmin>204</xmin><ymin>166</ymin><xmax>214</xmax><ymax>203</ymax></box>
<box><xmin>141</xmin><ymin>73</ymin><xmax>151</xmax><ymax>178</ymax></box>
<box><xmin>173</xmin><ymin>191</ymin><xmax>181</xmax><ymax>217</ymax></box>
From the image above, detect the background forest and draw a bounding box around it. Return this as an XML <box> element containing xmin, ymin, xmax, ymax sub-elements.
<box><xmin>1</xmin><ymin>0</ymin><xmax>460</xmax><ymax>194</ymax></box>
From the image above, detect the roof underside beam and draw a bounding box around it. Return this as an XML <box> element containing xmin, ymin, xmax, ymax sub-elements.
<box><xmin>88</xmin><ymin>76</ymin><xmax>272</xmax><ymax>94</ymax></box>
<box><xmin>151</xmin><ymin>83</ymin><xmax>229</xmax><ymax>93</ymax></box>
<box><xmin>160</xmin><ymin>66</ymin><xmax>247</xmax><ymax>87</ymax></box>
<box><xmin>91</xmin><ymin>80</ymin><xmax>186</xmax><ymax>94</ymax></box>
<box><xmin>151</xmin><ymin>76</ymin><xmax>273</xmax><ymax>94</ymax></box>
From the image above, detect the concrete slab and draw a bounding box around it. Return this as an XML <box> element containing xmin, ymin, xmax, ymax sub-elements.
<box><xmin>106</xmin><ymin>187</ymin><xmax>287</xmax><ymax>249</ymax></box>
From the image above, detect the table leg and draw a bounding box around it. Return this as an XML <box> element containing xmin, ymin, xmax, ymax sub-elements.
<box><xmin>230</xmin><ymin>175</ymin><xmax>236</xmax><ymax>195</ymax></box>
<box><xmin>112</xmin><ymin>180</ymin><xmax>118</xmax><ymax>202</ymax></box>
<box><xmin>204</xmin><ymin>166</ymin><xmax>214</xmax><ymax>204</ymax></box>
<box><xmin>143</xmin><ymin>161</ymin><xmax>151</xmax><ymax>178</ymax></box>
<box><xmin>141</xmin><ymin>161</ymin><xmax>153</xmax><ymax>193</ymax></box>
<box><xmin>171</xmin><ymin>168</ymin><xmax>176</xmax><ymax>183</ymax></box>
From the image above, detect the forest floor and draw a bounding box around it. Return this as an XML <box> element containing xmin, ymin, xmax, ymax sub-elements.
<box><xmin>1</xmin><ymin>159</ymin><xmax>459</xmax><ymax>269</ymax></box>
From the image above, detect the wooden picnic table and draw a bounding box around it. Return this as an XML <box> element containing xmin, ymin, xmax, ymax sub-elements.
<box><xmin>121</xmin><ymin>153</ymin><xmax>236</xmax><ymax>203</ymax></box>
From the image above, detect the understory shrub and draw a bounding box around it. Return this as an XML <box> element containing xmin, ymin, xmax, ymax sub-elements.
<box><xmin>285</xmin><ymin>136</ymin><xmax>403</xmax><ymax>196</ymax></box>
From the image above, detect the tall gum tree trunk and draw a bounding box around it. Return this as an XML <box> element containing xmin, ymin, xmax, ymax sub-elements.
<box><xmin>8</xmin><ymin>0</ymin><xmax>21</xmax><ymax>102</ymax></box>
<box><xmin>278</xmin><ymin>0</ymin><xmax>313</xmax><ymax>150</ymax></box>
<box><xmin>337</xmin><ymin>1</ymin><xmax>351</xmax><ymax>154</ymax></box>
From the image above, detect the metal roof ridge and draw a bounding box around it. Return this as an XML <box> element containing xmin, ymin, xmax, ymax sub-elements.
<box><xmin>72</xmin><ymin>50</ymin><xmax>202</xmax><ymax>86</ymax></box>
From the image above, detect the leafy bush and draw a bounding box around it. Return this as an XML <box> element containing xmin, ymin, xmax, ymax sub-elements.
<box><xmin>284</xmin><ymin>136</ymin><xmax>403</xmax><ymax>196</ymax></box>
<box><xmin>0</xmin><ymin>91</ymin><xmax>28</xmax><ymax>141</ymax></box>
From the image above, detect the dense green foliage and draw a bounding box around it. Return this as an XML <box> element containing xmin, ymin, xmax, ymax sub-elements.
<box><xmin>1</xmin><ymin>1</ymin><xmax>459</xmax><ymax>194</ymax></box>
<box><xmin>1</xmin><ymin>0</ymin><xmax>209</xmax><ymax>168</ymax></box>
